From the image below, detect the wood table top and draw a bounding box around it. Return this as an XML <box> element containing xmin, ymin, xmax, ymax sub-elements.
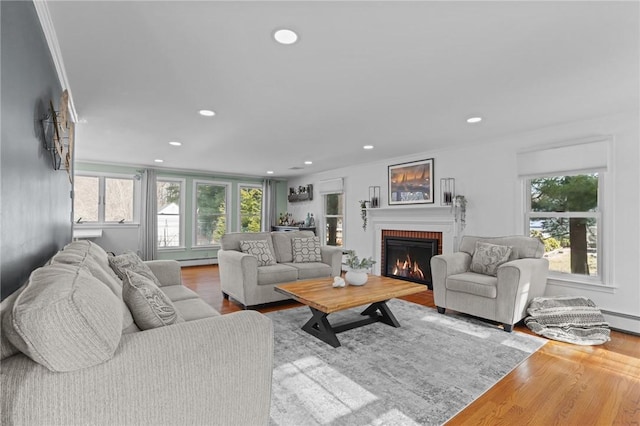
<box><xmin>274</xmin><ymin>275</ymin><xmax>427</xmax><ymax>314</ymax></box>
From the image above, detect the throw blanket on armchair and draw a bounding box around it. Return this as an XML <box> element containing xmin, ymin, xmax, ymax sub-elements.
<box><xmin>525</xmin><ymin>296</ymin><xmax>611</xmax><ymax>345</ymax></box>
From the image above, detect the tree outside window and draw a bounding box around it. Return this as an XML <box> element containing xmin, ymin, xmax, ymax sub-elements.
<box><xmin>527</xmin><ymin>173</ymin><xmax>599</xmax><ymax>277</ymax></box>
<box><xmin>324</xmin><ymin>193</ymin><xmax>344</xmax><ymax>247</ymax></box>
<box><xmin>73</xmin><ymin>174</ymin><xmax>134</xmax><ymax>223</ymax></box>
<box><xmin>194</xmin><ymin>182</ymin><xmax>227</xmax><ymax>246</ymax></box>
<box><xmin>239</xmin><ymin>185</ymin><xmax>262</xmax><ymax>232</ymax></box>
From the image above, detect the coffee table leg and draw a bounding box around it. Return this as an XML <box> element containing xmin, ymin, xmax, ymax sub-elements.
<box><xmin>360</xmin><ymin>301</ymin><xmax>401</xmax><ymax>327</ymax></box>
<box><xmin>301</xmin><ymin>307</ymin><xmax>341</xmax><ymax>348</ymax></box>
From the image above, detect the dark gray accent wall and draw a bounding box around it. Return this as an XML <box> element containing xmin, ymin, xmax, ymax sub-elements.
<box><xmin>1</xmin><ymin>1</ymin><xmax>71</xmax><ymax>298</ymax></box>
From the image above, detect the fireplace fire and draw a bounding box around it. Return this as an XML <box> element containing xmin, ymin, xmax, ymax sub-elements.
<box><xmin>382</xmin><ymin>235</ymin><xmax>440</xmax><ymax>288</ymax></box>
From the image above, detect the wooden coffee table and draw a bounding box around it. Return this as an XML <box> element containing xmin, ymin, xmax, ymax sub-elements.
<box><xmin>274</xmin><ymin>275</ymin><xmax>427</xmax><ymax>347</ymax></box>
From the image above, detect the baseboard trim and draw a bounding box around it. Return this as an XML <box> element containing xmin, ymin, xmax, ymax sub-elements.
<box><xmin>178</xmin><ymin>258</ymin><xmax>218</xmax><ymax>267</ymax></box>
<box><xmin>601</xmin><ymin>309</ymin><xmax>640</xmax><ymax>335</ymax></box>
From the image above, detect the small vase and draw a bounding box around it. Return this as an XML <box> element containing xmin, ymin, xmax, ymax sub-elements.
<box><xmin>345</xmin><ymin>269</ymin><xmax>368</xmax><ymax>286</ymax></box>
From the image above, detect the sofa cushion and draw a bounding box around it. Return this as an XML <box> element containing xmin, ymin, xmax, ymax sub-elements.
<box><xmin>257</xmin><ymin>264</ymin><xmax>298</xmax><ymax>286</ymax></box>
<box><xmin>240</xmin><ymin>240</ymin><xmax>277</xmax><ymax>266</ymax></box>
<box><xmin>271</xmin><ymin>230</ymin><xmax>315</xmax><ymax>263</ymax></box>
<box><xmin>292</xmin><ymin>236</ymin><xmax>322</xmax><ymax>263</ymax></box>
<box><xmin>173</xmin><ymin>298</ymin><xmax>220</xmax><ymax>321</ymax></box>
<box><xmin>283</xmin><ymin>262</ymin><xmax>332</xmax><ymax>280</ymax></box>
<box><xmin>109</xmin><ymin>251</ymin><xmax>162</xmax><ymax>286</ymax></box>
<box><xmin>3</xmin><ymin>264</ymin><xmax>123</xmax><ymax>372</ymax></box>
<box><xmin>446</xmin><ymin>272</ymin><xmax>498</xmax><ymax>298</ymax></box>
<box><xmin>160</xmin><ymin>285</ymin><xmax>200</xmax><ymax>302</ymax></box>
<box><xmin>52</xmin><ymin>247</ymin><xmax>137</xmax><ymax>333</ymax></box>
<box><xmin>470</xmin><ymin>242</ymin><xmax>512</xmax><ymax>276</ymax></box>
<box><xmin>459</xmin><ymin>236</ymin><xmax>544</xmax><ymax>259</ymax></box>
<box><xmin>122</xmin><ymin>270</ymin><xmax>183</xmax><ymax>330</ymax></box>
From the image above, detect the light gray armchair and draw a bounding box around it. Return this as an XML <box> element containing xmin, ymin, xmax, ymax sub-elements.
<box><xmin>430</xmin><ymin>235</ymin><xmax>549</xmax><ymax>332</ymax></box>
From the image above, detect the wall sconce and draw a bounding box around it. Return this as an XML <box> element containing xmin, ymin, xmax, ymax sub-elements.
<box><xmin>440</xmin><ymin>178</ymin><xmax>455</xmax><ymax>206</ymax></box>
<box><xmin>369</xmin><ymin>186</ymin><xmax>380</xmax><ymax>208</ymax></box>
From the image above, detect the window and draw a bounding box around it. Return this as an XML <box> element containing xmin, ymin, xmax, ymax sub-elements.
<box><xmin>324</xmin><ymin>193</ymin><xmax>344</xmax><ymax>247</ymax></box>
<box><xmin>239</xmin><ymin>185</ymin><xmax>263</xmax><ymax>232</ymax></box>
<box><xmin>157</xmin><ymin>179</ymin><xmax>183</xmax><ymax>248</ymax></box>
<box><xmin>526</xmin><ymin>173</ymin><xmax>601</xmax><ymax>280</ymax></box>
<box><xmin>193</xmin><ymin>181</ymin><xmax>228</xmax><ymax>246</ymax></box>
<box><xmin>74</xmin><ymin>174</ymin><xmax>136</xmax><ymax>224</ymax></box>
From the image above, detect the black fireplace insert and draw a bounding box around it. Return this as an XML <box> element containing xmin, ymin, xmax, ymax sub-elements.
<box><xmin>383</xmin><ymin>236</ymin><xmax>439</xmax><ymax>288</ymax></box>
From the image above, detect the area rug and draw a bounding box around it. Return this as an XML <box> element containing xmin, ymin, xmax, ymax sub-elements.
<box><xmin>267</xmin><ymin>299</ymin><xmax>546</xmax><ymax>426</ymax></box>
<box><xmin>524</xmin><ymin>296</ymin><xmax>611</xmax><ymax>345</ymax></box>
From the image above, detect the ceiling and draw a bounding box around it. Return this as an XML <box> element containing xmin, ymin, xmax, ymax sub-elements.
<box><xmin>45</xmin><ymin>1</ymin><xmax>639</xmax><ymax>178</ymax></box>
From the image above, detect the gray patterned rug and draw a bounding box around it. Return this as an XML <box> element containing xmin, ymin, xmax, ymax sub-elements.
<box><xmin>267</xmin><ymin>299</ymin><xmax>546</xmax><ymax>426</ymax></box>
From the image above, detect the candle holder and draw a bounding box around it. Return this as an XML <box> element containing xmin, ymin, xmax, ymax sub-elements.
<box><xmin>369</xmin><ymin>186</ymin><xmax>380</xmax><ymax>208</ymax></box>
<box><xmin>440</xmin><ymin>178</ymin><xmax>455</xmax><ymax>206</ymax></box>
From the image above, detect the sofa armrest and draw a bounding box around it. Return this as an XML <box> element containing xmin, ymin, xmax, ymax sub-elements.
<box><xmin>145</xmin><ymin>259</ymin><xmax>182</xmax><ymax>287</ymax></box>
<box><xmin>321</xmin><ymin>245</ymin><xmax>343</xmax><ymax>277</ymax></box>
<box><xmin>430</xmin><ymin>252</ymin><xmax>471</xmax><ymax>307</ymax></box>
<box><xmin>496</xmin><ymin>258</ymin><xmax>549</xmax><ymax>324</ymax></box>
<box><xmin>1</xmin><ymin>311</ymin><xmax>274</xmax><ymax>426</ymax></box>
<box><xmin>217</xmin><ymin>249</ymin><xmax>258</xmax><ymax>301</ymax></box>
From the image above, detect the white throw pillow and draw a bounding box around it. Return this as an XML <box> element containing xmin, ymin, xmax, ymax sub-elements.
<box><xmin>239</xmin><ymin>240</ymin><xmax>277</xmax><ymax>266</ymax></box>
<box><xmin>292</xmin><ymin>237</ymin><xmax>322</xmax><ymax>263</ymax></box>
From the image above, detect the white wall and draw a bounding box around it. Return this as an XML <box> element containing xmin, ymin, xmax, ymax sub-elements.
<box><xmin>288</xmin><ymin>111</ymin><xmax>640</xmax><ymax>333</ymax></box>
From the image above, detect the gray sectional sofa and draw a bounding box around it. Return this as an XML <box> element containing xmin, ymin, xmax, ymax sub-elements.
<box><xmin>1</xmin><ymin>240</ymin><xmax>273</xmax><ymax>425</ymax></box>
<box><xmin>218</xmin><ymin>230</ymin><xmax>343</xmax><ymax>308</ymax></box>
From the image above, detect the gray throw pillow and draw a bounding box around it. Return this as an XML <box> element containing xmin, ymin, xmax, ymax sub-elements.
<box><xmin>470</xmin><ymin>241</ymin><xmax>513</xmax><ymax>276</ymax></box>
<box><xmin>292</xmin><ymin>236</ymin><xmax>322</xmax><ymax>263</ymax></box>
<box><xmin>122</xmin><ymin>270</ymin><xmax>183</xmax><ymax>330</ymax></box>
<box><xmin>109</xmin><ymin>251</ymin><xmax>162</xmax><ymax>286</ymax></box>
<box><xmin>239</xmin><ymin>240</ymin><xmax>277</xmax><ymax>266</ymax></box>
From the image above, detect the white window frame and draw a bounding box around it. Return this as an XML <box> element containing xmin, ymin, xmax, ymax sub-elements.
<box><xmin>192</xmin><ymin>180</ymin><xmax>230</xmax><ymax>248</ymax></box>
<box><xmin>74</xmin><ymin>172</ymin><xmax>141</xmax><ymax>226</ymax></box>
<box><xmin>323</xmin><ymin>192</ymin><xmax>345</xmax><ymax>247</ymax></box>
<box><xmin>524</xmin><ymin>171</ymin><xmax>605</xmax><ymax>286</ymax></box>
<box><xmin>237</xmin><ymin>183</ymin><xmax>263</xmax><ymax>233</ymax></box>
<box><xmin>157</xmin><ymin>177</ymin><xmax>186</xmax><ymax>250</ymax></box>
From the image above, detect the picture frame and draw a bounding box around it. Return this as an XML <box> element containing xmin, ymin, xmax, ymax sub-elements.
<box><xmin>388</xmin><ymin>158</ymin><xmax>434</xmax><ymax>205</ymax></box>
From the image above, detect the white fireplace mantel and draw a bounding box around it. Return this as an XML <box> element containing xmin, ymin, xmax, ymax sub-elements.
<box><xmin>367</xmin><ymin>206</ymin><xmax>459</xmax><ymax>275</ymax></box>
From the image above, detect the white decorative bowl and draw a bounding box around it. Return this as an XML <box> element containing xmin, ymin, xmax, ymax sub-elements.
<box><xmin>345</xmin><ymin>270</ymin><xmax>368</xmax><ymax>286</ymax></box>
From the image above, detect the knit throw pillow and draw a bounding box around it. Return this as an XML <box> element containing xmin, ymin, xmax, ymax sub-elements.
<box><xmin>109</xmin><ymin>251</ymin><xmax>162</xmax><ymax>286</ymax></box>
<box><xmin>122</xmin><ymin>270</ymin><xmax>183</xmax><ymax>330</ymax></box>
<box><xmin>470</xmin><ymin>241</ymin><xmax>512</xmax><ymax>276</ymax></box>
<box><xmin>292</xmin><ymin>237</ymin><xmax>322</xmax><ymax>263</ymax></box>
<box><xmin>239</xmin><ymin>240</ymin><xmax>277</xmax><ymax>266</ymax></box>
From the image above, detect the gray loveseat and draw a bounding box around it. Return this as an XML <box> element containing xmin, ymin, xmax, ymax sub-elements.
<box><xmin>1</xmin><ymin>240</ymin><xmax>273</xmax><ymax>425</ymax></box>
<box><xmin>218</xmin><ymin>230</ymin><xmax>343</xmax><ymax>308</ymax></box>
<box><xmin>430</xmin><ymin>235</ymin><xmax>549</xmax><ymax>332</ymax></box>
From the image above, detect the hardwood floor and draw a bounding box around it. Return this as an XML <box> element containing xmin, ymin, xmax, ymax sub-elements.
<box><xmin>181</xmin><ymin>265</ymin><xmax>640</xmax><ymax>424</ymax></box>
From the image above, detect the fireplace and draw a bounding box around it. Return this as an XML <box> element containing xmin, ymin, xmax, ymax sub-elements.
<box><xmin>381</xmin><ymin>231</ymin><xmax>442</xmax><ymax>289</ymax></box>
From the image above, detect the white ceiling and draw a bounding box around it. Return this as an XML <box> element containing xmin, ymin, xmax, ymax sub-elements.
<box><xmin>45</xmin><ymin>1</ymin><xmax>639</xmax><ymax>178</ymax></box>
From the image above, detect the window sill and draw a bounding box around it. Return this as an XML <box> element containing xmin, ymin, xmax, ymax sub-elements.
<box><xmin>546</xmin><ymin>276</ymin><xmax>616</xmax><ymax>294</ymax></box>
<box><xmin>158</xmin><ymin>247</ymin><xmax>186</xmax><ymax>252</ymax></box>
<box><xmin>191</xmin><ymin>245</ymin><xmax>221</xmax><ymax>251</ymax></box>
<box><xmin>74</xmin><ymin>223</ymin><xmax>140</xmax><ymax>229</ymax></box>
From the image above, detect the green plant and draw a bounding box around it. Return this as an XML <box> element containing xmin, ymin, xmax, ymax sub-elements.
<box><xmin>345</xmin><ymin>250</ymin><xmax>376</xmax><ymax>270</ymax></box>
<box><xmin>359</xmin><ymin>200</ymin><xmax>369</xmax><ymax>231</ymax></box>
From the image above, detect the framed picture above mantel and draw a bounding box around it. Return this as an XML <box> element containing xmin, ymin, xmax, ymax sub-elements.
<box><xmin>388</xmin><ymin>158</ymin><xmax>434</xmax><ymax>205</ymax></box>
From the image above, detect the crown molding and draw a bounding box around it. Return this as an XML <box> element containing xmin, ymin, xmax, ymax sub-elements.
<box><xmin>33</xmin><ymin>0</ymin><xmax>78</xmax><ymax>123</ymax></box>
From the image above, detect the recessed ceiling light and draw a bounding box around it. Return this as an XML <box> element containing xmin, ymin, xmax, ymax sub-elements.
<box><xmin>266</xmin><ymin>171</ymin><xmax>274</xmax><ymax>175</ymax></box>
<box><xmin>304</xmin><ymin>161</ymin><xmax>313</xmax><ymax>165</ymax></box>
<box><xmin>199</xmin><ymin>109</ymin><xmax>215</xmax><ymax>117</ymax></box>
<box><xmin>466</xmin><ymin>117</ymin><xmax>482</xmax><ymax>123</ymax></box>
<box><xmin>169</xmin><ymin>141</ymin><xmax>182</xmax><ymax>146</ymax></box>
<box><xmin>274</xmin><ymin>29</ymin><xmax>298</xmax><ymax>45</ymax></box>
<box><xmin>363</xmin><ymin>145</ymin><xmax>374</xmax><ymax>150</ymax></box>
<box><xmin>154</xmin><ymin>159</ymin><xmax>164</xmax><ymax>163</ymax></box>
